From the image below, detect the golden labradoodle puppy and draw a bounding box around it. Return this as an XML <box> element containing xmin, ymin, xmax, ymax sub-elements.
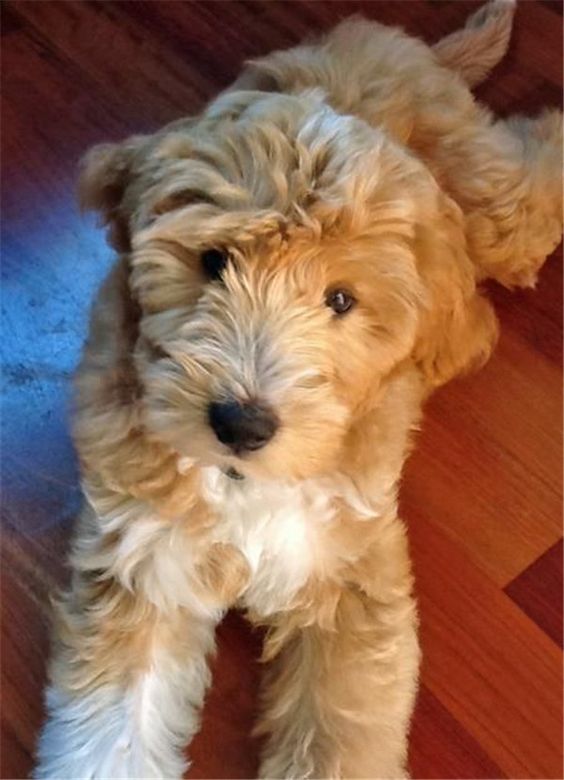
<box><xmin>35</xmin><ymin>2</ymin><xmax>562</xmax><ymax>778</ymax></box>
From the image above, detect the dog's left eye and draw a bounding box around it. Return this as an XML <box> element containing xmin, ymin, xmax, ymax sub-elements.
<box><xmin>325</xmin><ymin>288</ymin><xmax>356</xmax><ymax>315</ymax></box>
<box><xmin>201</xmin><ymin>249</ymin><xmax>229</xmax><ymax>280</ymax></box>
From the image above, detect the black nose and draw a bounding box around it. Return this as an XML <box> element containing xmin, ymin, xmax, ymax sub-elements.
<box><xmin>208</xmin><ymin>399</ymin><xmax>279</xmax><ymax>454</ymax></box>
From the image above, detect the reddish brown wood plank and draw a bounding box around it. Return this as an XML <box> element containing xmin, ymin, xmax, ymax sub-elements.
<box><xmin>0</xmin><ymin>565</ymin><xmax>50</xmax><ymax>780</ymax></box>
<box><xmin>402</xmin><ymin>310</ymin><xmax>563</xmax><ymax>588</ymax></box>
<box><xmin>505</xmin><ymin>539</ymin><xmax>563</xmax><ymax>648</ymax></box>
<box><xmin>407</xmin><ymin>513</ymin><xmax>563</xmax><ymax>779</ymax></box>
<box><xmin>410</xmin><ymin>686</ymin><xmax>505</xmax><ymax>779</ymax></box>
<box><xmin>487</xmin><ymin>246</ymin><xmax>562</xmax><ymax>368</ymax></box>
<box><xmin>187</xmin><ymin>612</ymin><xmax>263</xmax><ymax>780</ymax></box>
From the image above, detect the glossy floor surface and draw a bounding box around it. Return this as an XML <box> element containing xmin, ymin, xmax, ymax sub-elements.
<box><xmin>1</xmin><ymin>2</ymin><xmax>562</xmax><ymax>778</ymax></box>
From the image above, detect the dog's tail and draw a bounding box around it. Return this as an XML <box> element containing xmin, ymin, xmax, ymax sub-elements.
<box><xmin>433</xmin><ymin>0</ymin><xmax>516</xmax><ymax>87</ymax></box>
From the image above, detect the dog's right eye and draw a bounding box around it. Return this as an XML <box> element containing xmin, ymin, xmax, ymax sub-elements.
<box><xmin>201</xmin><ymin>249</ymin><xmax>229</xmax><ymax>281</ymax></box>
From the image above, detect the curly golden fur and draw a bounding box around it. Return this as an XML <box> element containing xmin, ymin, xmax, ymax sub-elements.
<box><xmin>35</xmin><ymin>2</ymin><xmax>562</xmax><ymax>778</ymax></box>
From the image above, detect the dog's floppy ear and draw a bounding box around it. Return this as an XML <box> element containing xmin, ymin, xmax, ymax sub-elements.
<box><xmin>413</xmin><ymin>191</ymin><xmax>498</xmax><ymax>387</ymax></box>
<box><xmin>78</xmin><ymin>136</ymin><xmax>147</xmax><ymax>252</ymax></box>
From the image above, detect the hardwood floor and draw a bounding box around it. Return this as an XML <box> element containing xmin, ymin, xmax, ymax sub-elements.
<box><xmin>1</xmin><ymin>2</ymin><xmax>562</xmax><ymax>778</ymax></box>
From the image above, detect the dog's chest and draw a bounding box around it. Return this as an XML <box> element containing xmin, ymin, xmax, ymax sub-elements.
<box><xmin>202</xmin><ymin>469</ymin><xmax>336</xmax><ymax>615</ymax></box>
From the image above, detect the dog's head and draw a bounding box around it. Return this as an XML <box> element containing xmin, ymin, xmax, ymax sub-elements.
<box><xmin>80</xmin><ymin>91</ymin><xmax>497</xmax><ymax>481</ymax></box>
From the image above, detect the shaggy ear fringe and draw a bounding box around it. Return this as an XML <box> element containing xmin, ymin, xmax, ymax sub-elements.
<box><xmin>415</xmin><ymin>292</ymin><xmax>499</xmax><ymax>387</ymax></box>
<box><xmin>413</xmin><ymin>193</ymin><xmax>499</xmax><ymax>387</ymax></box>
<box><xmin>78</xmin><ymin>143</ymin><xmax>126</xmax><ymax>214</ymax></box>
<box><xmin>78</xmin><ymin>137</ymin><xmax>146</xmax><ymax>251</ymax></box>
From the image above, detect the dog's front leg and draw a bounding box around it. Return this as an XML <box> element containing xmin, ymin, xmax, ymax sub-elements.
<box><xmin>34</xmin><ymin>510</ymin><xmax>222</xmax><ymax>779</ymax></box>
<box><xmin>255</xmin><ymin>517</ymin><xmax>419</xmax><ymax>780</ymax></box>
<box><xmin>35</xmin><ymin>590</ymin><xmax>217</xmax><ymax>780</ymax></box>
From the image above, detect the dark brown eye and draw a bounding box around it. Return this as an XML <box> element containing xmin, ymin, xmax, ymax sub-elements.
<box><xmin>201</xmin><ymin>248</ymin><xmax>229</xmax><ymax>280</ymax></box>
<box><xmin>326</xmin><ymin>288</ymin><xmax>356</xmax><ymax>315</ymax></box>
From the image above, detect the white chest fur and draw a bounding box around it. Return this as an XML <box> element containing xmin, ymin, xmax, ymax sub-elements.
<box><xmin>201</xmin><ymin>468</ymin><xmax>338</xmax><ymax>615</ymax></box>
<box><xmin>109</xmin><ymin>467</ymin><xmax>377</xmax><ymax>618</ymax></box>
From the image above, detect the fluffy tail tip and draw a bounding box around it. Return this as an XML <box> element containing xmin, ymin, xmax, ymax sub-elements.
<box><xmin>434</xmin><ymin>0</ymin><xmax>516</xmax><ymax>87</ymax></box>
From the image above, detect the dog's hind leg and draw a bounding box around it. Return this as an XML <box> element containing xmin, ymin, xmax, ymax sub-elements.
<box><xmin>446</xmin><ymin>108</ymin><xmax>563</xmax><ymax>288</ymax></box>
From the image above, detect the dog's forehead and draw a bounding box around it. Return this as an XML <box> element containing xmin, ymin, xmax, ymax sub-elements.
<box><xmin>147</xmin><ymin>102</ymin><xmax>346</xmax><ymax>212</ymax></box>
<box><xmin>131</xmin><ymin>92</ymin><xmax>420</xmax><ymax>243</ymax></box>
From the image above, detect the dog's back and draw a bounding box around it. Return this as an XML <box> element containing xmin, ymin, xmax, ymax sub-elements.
<box><xmin>229</xmin><ymin>0</ymin><xmax>561</xmax><ymax>289</ymax></box>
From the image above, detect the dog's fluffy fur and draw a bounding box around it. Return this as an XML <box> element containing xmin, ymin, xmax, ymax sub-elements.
<box><xmin>35</xmin><ymin>3</ymin><xmax>562</xmax><ymax>778</ymax></box>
